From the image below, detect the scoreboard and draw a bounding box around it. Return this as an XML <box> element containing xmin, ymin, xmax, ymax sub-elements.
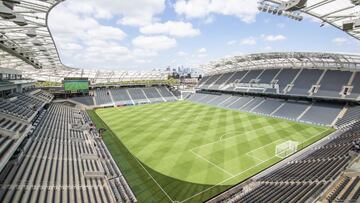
<box><xmin>63</xmin><ymin>78</ymin><xmax>89</xmax><ymax>93</ymax></box>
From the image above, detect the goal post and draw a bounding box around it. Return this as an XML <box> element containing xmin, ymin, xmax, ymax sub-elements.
<box><xmin>275</xmin><ymin>140</ymin><xmax>299</xmax><ymax>158</ymax></box>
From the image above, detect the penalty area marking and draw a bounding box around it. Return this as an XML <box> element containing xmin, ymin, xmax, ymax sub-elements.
<box><xmin>192</xmin><ymin>126</ymin><xmax>274</xmax><ymax>152</ymax></box>
<box><xmin>180</xmin><ymin>153</ymin><xmax>278</xmax><ymax>203</ymax></box>
<box><xmin>181</xmin><ymin>128</ymin><xmax>331</xmax><ymax>202</ymax></box>
<box><xmin>190</xmin><ymin>150</ymin><xmax>234</xmax><ymax>177</ymax></box>
<box><xmin>245</xmin><ymin>139</ymin><xmax>287</xmax><ymax>162</ymax></box>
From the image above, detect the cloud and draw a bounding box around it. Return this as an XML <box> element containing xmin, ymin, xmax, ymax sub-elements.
<box><xmin>198</xmin><ymin>48</ymin><xmax>207</xmax><ymax>53</ymax></box>
<box><xmin>62</xmin><ymin>0</ymin><xmax>166</xmax><ymax>26</ymax></box>
<box><xmin>60</xmin><ymin>43</ymin><xmax>83</xmax><ymax>51</ymax></box>
<box><xmin>49</xmin><ymin>3</ymin><xmax>134</xmax><ymax>68</ymax></box>
<box><xmin>196</xmin><ymin>48</ymin><xmax>207</xmax><ymax>58</ymax></box>
<box><xmin>132</xmin><ymin>35</ymin><xmax>177</xmax><ymax>51</ymax></box>
<box><xmin>204</xmin><ymin>15</ymin><xmax>215</xmax><ymax>24</ymax></box>
<box><xmin>174</xmin><ymin>0</ymin><xmax>258</xmax><ymax>23</ymax></box>
<box><xmin>86</xmin><ymin>26</ymin><xmax>126</xmax><ymax>41</ymax></box>
<box><xmin>49</xmin><ymin>0</ymin><xmax>171</xmax><ymax>69</ymax></box>
<box><xmin>240</xmin><ymin>37</ymin><xmax>257</xmax><ymax>45</ymax></box>
<box><xmin>140</xmin><ymin>21</ymin><xmax>200</xmax><ymax>37</ymax></box>
<box><xmin>177</xmin><ymin>51</ymin><xmax>188</xmax><ymax>56</ymax></box>
<box><xmin>332</xmin><ymin>37</ymin><xmax>348</xmax><ymax>45</ymax></box>
<box><xmin>227</xmin><ymin>40</ymin><xmax>237</xmax><ymax>45</ymax></box>
<box><xmin>276</xmin><ymin>23</ymin><xmax>285</xmax><ymax>28</ymax></box>
<box><xmin>262</xmin><ymin>34</ymin><xmax>287</xmax><ymax>42</ymax></box>
<box><xmin>227</xmin><ymin>37</ymin><xmax>256</xmax><ymax>46</ymax></box>
<box><xmin>264</xmin><ymin>46</ymin><xmax>272</xmax><ymax>51</ymax></box>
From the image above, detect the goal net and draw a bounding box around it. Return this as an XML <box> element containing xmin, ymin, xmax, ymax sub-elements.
<box><xmin>275</xmin><ymin>141</ymin><xmax>299</xmax><ymax>158</ymax></box>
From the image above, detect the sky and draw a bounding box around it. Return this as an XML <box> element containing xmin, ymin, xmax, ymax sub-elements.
<box><xmin>48</xmin><ymin>0</ymin><xmax>360</xmax><ymax>71</ymax></box>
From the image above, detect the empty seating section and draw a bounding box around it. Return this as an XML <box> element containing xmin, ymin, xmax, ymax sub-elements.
<box><xmin>212</xmin><ymin>124</ymin><xmax>360</xmax><ymax>203</ymax></box>
<box><xmin>110</xmin><ymin>89</ymin><xmax>133</xmax><ymax>105</ymax></box>
<box><xmin>0</xmin><ymin>100</ymin><xmax>35</xmax><ymax>121</ymax></box>
<box><xmin>188</xmin><ymin>93</ymin><xmax>208</xmax><ymax>102</ymax></box>
<box><xmin>0</xmin><ymin>91</ymin><xmax>53</xmax><ymax>184</ymax></box>
<box><xmin>207</xmin><ymin>94</ymin><xmax>231</xmax><ymax>105</ymax></box>
<box><xmin>71</xmin><ymin>96</ymin><xmax>94</xmax><ymax>106</ymax></box>
<box><xmin>95</xmin><ymin>89</ymin><xmax>112</xmax><ymax>105</ymax></box>
<box><xmin>305</xmin><ymin>144</ymin><xmax>353</xmax><ymax>160</ymax></box>
<box><xmin>13</xmin><ymin>93</ymin><xmax>45</xmax><ymax>109</ymax></box>
<box><xmin>188</xmin><ymin>93</ymin><xmax>344</xmax><ymax>126</ymax></box>
<box><xmin>218</xmin><ymin>96</ymin><xmax>239</xmax><ymax>107</ymax></box>
<box><xmin>199</xmin><ymin>68</ymin><xmax>360</xmax><ymax>100</ymax></box>
<box><xmin>239</xmin><ymin>70</ymin><xmax>262</xmax><ymax>83</ymax></box>
<box><xmin>270</xmin><ymin>68</ymin><xmax>300</xmax><ymax>94</ymax></box>
<box><xmin>199</xmin><ymin>94</ymin><xmax>219</xmax><ymax>103</ymax></box>
<box><xmin>143</xmin><ymin>88</ymin><xmax>163</xmax><ymax>102</ymax></box>
<box><xmin>198</xmin><ymin>75</ymin><xmax>210</xmax><ymax>86</ymax></box>
<box><xmin>0</xmin><ymin>103</ymin><xmax>136</xmax><ymax>203</ymax></box>
<box><xmin>200</xmin><ymin>74</ymin><xmax>221</xmax><ymax>89</ymax></box>
<box><xmin>227</xmin><ymin>97</ymin><xmax>253</xmax><ymax>109</ymax></box>
<box><xmin>127</xmin><ymin>88</ymin><xmax>148</xmax><ymax>104</ymax></box>
<box><xmin>242</xmin><ymin>69</ymin><xmax>280</xmax><ymax>93</ymax></box>
<box><xmin>210</xmin><ymin>72</ymin><xmax>234</xmax><ymax>89</ymax></box>
<box><xmin>257</xmin><ymin>69</ymin><xmax>280</xmax><ymax>84</ymax></box>
<box><xmin>225</xmin><ymin>70</ymin><xmax>248</xmax><ymax>86</ymax></box>
<box><xmin>240</xmin><ymin>97</ymin><xmax>264</xmax><ymax>111</ymax></box>
<box><xmin>0</xmin><ymin>117</ymin><xmax>28</xmax><ymax>136</ymax></box>
<box><xmin>299</xmin><ymin>103</ymin><xmax>343</xmax><ymax>125</ymax></box>
<box><xmin>315</xmin><ymin>70</ymin><xmax>352</xmax><ymax>98</ymax></box>
<box><xmin>0</xmin><ymin>92</ymin><xmax>49</xmax><ymax>122</ymax></box>
<box><xmin>223</xmin><ymin>182</ymin><xmax>327</xmax><ymax>203</ymax></box>
<box><xmin>0</xmin><ymin>134</ymin><xmax>16</xmax><ymax>172</ymax></box>
<box><xmin>94</xmin><ymin>87</ymin><xmax>175</xmax><ymax>106</ymax></box>
<box><xmin>347</xmin><ymin>72</ymin><xmax>360</xmax><ymax>99</ymax></box>
<box><xmin>287</xmin><ymin>69</ymin><xmax>323</xmax><ymax>96</ymax></box>
<box><xmin>260</xmin><ymin>157</ymin><xmax>350</xmax><ymax>182</ymax></box>
<box><xmin>272</xmin><ymin>101</ymin><xmax>310</xmax><ymax>120</ymax></box>
<box><xmin>326</xmin><ymin>176</ymin><xmax>360</xmax><ymax>202</ymax></box>
<box><xmin>337</xmin><ymin>106</ymin><xmax>360</xmax><ymax>127</ymax></box>
<box><xmin>31</xmin><ymin>90</ymin><xmax>54</xmax><ymax>102</ymax></box>
<box><xmin>252</xmin><ymin>99</ymin><xmax>283</xmax><ymax>115</ymax></box>
<box><xmin>157</xmin><ymin>86</ymin><xmax>177</xmax><ymax>101</ymax></box>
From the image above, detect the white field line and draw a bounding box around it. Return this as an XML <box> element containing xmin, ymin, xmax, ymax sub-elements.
<box><xmin>181</xmin><ymin>129</ymin><xmax>331</xmax><ymax>202</ymax></box>
<box><xmin>246</xmin><ymin>139</ymin><xmax>286</xmax><ymax>162</ymax></box>
<box><xmin>180</xmin><ymin>154</ymin><xmax>278</xmax><ymax>203</ymax></box>
<box><xmin>133</xmin><ymin>157</ymin><xmax>174</xmax><ymax>202</ymax></box>
<box><xmin>190</xmin><ymin>150</ymin><xmax>234</xmax><ymax>177</ymax></box>
<box><xmin>300</xmin><ymin>129</ymin><xmax>330</xmax><ymax>146</ymax></box>
<box><xmin>192</xmin><ymin>126</ymin><xmax>273</xmax><ymax>152</ymax></box>
<box><xmin>219</xmin><ymin>130</ymin><xmax>245</xmax><ymax>141</ymax></box>
<box><xmin>246</xmin><ymin>153</ymin><xmax>264</xmax><ymax>162</ymax></box>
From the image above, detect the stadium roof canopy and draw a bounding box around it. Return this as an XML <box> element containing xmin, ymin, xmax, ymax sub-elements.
<box><xmin>201</xmin><ymin>52</ymin><xmax>360</xmax><ymax>75</ymax></box>
<box><xmin>0</xmin><ymin>0</ymin><xmax>167</xmax><ymax>83</ymax></box>
<box><xmin>261</xmin><ymin>0</ymin><xmax>360</xmax><ymax>41</ymax></box>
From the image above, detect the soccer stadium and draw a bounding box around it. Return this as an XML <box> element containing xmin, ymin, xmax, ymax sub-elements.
<box><xmin>0</xmin><ymin>0</ymin><xmax>360</xmax><ymax>203</ymax></box>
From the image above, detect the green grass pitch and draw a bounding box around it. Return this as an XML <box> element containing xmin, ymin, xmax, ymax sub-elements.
<box><xmin>90</xmin><ymin>101</ymin><xmax>334</xmax><ymax>202</ymax></box>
